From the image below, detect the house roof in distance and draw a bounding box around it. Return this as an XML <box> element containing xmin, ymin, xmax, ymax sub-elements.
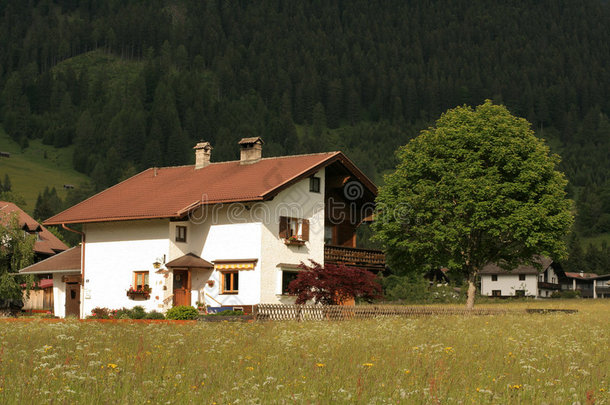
<box><xmin>19</xmin><ymin>246</ymin><xmax>81</xmax><ymax>274</ymax></box>
<box><xmin>0</xmin><ymin>201</ymin><xmax>68</xmax><ymax>255</ymax></box>
<box><xmin>564</xmin><ymin>272</ymin><xmax>598</xmax><ymax>280</ymax></box>
<box><xmin>480</xmin><ymin>257</ymin><xmax>553</xmax><ymax>275</ymax></box>
<box><xmin>44</xmin><ymin>151</ymin><xmax>377</xmax><ymax>225</ymax></box>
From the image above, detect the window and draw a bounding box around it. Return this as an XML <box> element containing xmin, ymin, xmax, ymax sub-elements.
<box><xmin>134</xmin><ymin>271</ymin><xmax>149</xmax><ymax>290</ymax></box>
<box><xmin>309</xmin><ymin>176</ymin><xmax>321</xmax><ymax>193</ymax></box>
<box><xmin>519</xmin><ymin>274</ymin><xmax>526</xmax><ymax>281</ymax></box>
<box><xmin>279</xmin><ymin>216</ymin><xmax>310</xmax><ymax>241</ymax></box>
<box><xmin>221</xmin><ymin>271</ymin><xmax>239</xmax><ymax>294</ymax></box>
<box><xmin>492</xmin><ymin>290</ymin><xmax>501</xmax><ymax>297</ymax></box>
<box><xmin>491</xmin><ymin>274</ymin><xmax>498</xmax><ymax>281</ymax></box>
<box><xmin>281</xmin><ymin>271</ymin><xmax>299</xmax><ymax>295</ymax></box>
<box><xmin>176</xmin><ymin>226</ymin><xmax>187</xmax><ymax>242</ymax></box>
<box><xmin>324</xmin><ymin>225</ymin><xmax>333</xmax><ymax>245</ymax></box>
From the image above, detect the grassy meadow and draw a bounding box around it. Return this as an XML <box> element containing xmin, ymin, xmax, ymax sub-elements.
<box><xmin>0</xmin><ymin>300</ymin><xmax>608</xmax><ymax>404</ymax></box>
<box><xmin>0</xmin><ymin>127</ymin><xmax>89</xmax><ymax>212</ymax></box>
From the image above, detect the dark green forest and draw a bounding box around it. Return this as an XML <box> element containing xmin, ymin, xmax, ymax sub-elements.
<box><xmin>1</xmin><ymin>0</ymin><xmax>609</xmax><ymax>273</ymax></box>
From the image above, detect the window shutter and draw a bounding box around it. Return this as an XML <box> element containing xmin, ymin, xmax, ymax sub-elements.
<box><xmin>301</xmin><ymin>219</ymin><xmax>310</xmax><ymax>241</ymax></box>
<box><xmin>279</xmin><ymin>216</ymin><xmax>289</xmax><ymax>238</ymax></box>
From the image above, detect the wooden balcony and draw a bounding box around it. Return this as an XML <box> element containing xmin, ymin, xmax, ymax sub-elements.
<box><xmin>538</xmin><ymin>281</ymin><xmax>561</xmax><ymax>290</ymax></box>
<box><xmin>324</xmin><ymin>245</ymin><xmax>386</xmax><ymax>272</ymax></box>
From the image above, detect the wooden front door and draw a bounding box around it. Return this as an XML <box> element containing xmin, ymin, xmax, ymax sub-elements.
<box><xmin>173</xmin><ymin>269</ymin><xmax>191</xmax><ymax>307</ymax></box>
<box><xmin>65</xmin><ymin>283</ymin><xmax>80</xmax><ymax>318</ymax></box>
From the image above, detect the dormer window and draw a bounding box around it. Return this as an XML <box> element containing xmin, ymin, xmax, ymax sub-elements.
<box><xmin>176</xmin><ymin>226</ymin><xmax>187</xmax><ymax>243</ymax></box>
<box><xmin>309</xmin><ymin>176</ymin><xmax>321</xmax><ymax>193</ymax></box>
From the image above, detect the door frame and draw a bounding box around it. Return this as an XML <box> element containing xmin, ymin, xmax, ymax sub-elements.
<box><xmin>65</xmin><ymin>282</ymin><xmax>81</xmax><ymax>318</ymax></box>
<box><xmin>172</xmin><ymin>268</ymin><xmax>191</xmax><ymax>307</ymax></box>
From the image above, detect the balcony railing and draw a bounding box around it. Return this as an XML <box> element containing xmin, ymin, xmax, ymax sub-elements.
<box><xmin>538</xmin><ymin>281</ymin><xmax>561</xmax><ymax>290</ymax></box>
<box><xmin>324</xmin><ymin>245</ymin><xmax>386</xmax><ymax>271</ymax></box>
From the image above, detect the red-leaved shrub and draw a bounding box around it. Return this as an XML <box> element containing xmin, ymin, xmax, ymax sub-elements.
<box><xmin>287</xmin><ymin>261</ymin><xmax>382</xmax><ymax>305</ymax></box>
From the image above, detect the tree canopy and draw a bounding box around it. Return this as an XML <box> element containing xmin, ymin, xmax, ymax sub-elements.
<box><xmin>373</xmin><ymin>101</ymin><xmax>573</xmax><ymax>308</ymax></box>
<box><xmin>0</xmin><ymin>213</ymin><xmax>35</xmax><ymax>302</ymax></box>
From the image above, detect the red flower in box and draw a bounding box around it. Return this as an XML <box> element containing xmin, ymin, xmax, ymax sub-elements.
<box><xmin>126</xmin><ymin>285</ymin><xmax>151</xmax><ymax>299</ymax></box>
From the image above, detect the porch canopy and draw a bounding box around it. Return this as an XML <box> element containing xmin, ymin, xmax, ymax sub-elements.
<box><xmin>165</xmin><ymin>253</ymin><xmax>213</xmax><ymax>269</ymax></box>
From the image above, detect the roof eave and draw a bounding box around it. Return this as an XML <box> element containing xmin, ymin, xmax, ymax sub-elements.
<box><xmin>261</xmin><ymin>152</ymin><xmax>377</xmax><ymax>201</ymax></box>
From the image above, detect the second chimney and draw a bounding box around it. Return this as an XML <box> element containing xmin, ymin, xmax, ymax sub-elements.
<box><xmin>239</xmin><ymin>137</ymin><xmax>264</xmax><ymax>164</ymax></box>
<box><xmin>194</xmin><ymin>141</ymin><xmax>212</xmax><ymax>169</ymax></box>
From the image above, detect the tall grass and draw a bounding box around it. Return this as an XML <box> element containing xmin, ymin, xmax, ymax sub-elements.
<box><xmin>0</xmin><ymin>300</ymin><xmax>607</xmax><ymax>403</ymax></box>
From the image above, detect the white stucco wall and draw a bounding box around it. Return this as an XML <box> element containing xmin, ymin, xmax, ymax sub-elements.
<box><xmin>174</xmin><ymin>205</ymin><xmax>263</xmax><ymax>307</ymax></box>
<box><xmin>260</xmin><ymin>168</ymin><xmax>326</xmax><ymax>304</ymax></box>
<box><xmin>52</xmin><ymin>272</ymin><xmax>82</xmax><ymax>318</ymax></box>
<box><xmin>82</xmin><ymin>220</ymin><xmax>170</xmax><ymax>317</ymax></box>
<box><xmin>480</xmin><ymin>274</ymin><xmax>537</xmax><ymax>296</ymax></box>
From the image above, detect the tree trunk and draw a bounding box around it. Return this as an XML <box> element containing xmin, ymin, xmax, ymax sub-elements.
<box><xmin>466</xmin><ymin>272</ymin><xmax>477</xmax><ymax>309</ymax></box>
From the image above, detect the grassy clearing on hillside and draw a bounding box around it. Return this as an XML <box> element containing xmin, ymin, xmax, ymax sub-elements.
<box><xmin>52</xmin><ymin>50</ymin><xmax>144</xmax><ymax>93</ymax></box>
<box><xmin>0</xmin><ymin>300</ymin><xmax>607</xmax><ymax>404</ymax></box>
<box><xmin>0</xmin><ymin>127</ymin><xmax>89</xmax><ymax>212</ymax></box>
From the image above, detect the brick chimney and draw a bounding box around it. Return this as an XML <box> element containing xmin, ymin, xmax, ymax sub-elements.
<box><xmin>238</xmin><ymin>137</ymin><xmax>264</xmax><ymax>164</ymax></box>
<box><xmin>194</xmin><ymin>141</ymin><xmax>212</xmax><ymax>169</ymax></box>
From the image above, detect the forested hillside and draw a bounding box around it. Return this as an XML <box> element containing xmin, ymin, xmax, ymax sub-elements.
<box><xmin>1</xmin><ymin>0</ymin><xmax>609</xmax><ymax>271</ymax></box>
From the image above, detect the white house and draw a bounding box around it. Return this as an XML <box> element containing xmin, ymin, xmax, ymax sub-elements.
<box><xmin>480</xmin><ymin>257</ymin><xmax>562</xmax><ymax>298</ymax></box>
<box><xmin>20</xmin><ymin>138</ymin><xmax>385</xmax><ymax>318</ymax></box>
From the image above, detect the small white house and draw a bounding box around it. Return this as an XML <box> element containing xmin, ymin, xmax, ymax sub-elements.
<box><xmin>479</xmin><ymin>257</ymin><xmax>561</xmax><ymax>298</ymax></box>
<box><xmin>21</xmin><ymin>138</ymin><xmax>385</xmax><ymax>318</ymax></box>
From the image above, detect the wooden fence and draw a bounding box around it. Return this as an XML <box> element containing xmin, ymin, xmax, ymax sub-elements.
<box><xmin>253</xmin><ymin>304</ymin><xmax>528</xmax><ymax>321</ymax></box>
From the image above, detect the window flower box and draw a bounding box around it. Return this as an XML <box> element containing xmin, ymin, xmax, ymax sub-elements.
<box><xmin>284</xmin><ymin>236</ymin><xmax>305</xmax><ymax>246</ymax></box>
<box><xmin>127</xmin><ymin>286</ymin><xmax>151</xmax><ymax>300</ymax></box>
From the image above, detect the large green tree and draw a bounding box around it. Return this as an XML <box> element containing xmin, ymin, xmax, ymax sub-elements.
<box><xmin>0</xmin><ymin>213</ymin><xmax>35</xmax><ymax>302</ymax></box>
<box><xmin>373</xmin><ymin>101</ymin><xmax>573</xmax><ymax>308</ymax></box>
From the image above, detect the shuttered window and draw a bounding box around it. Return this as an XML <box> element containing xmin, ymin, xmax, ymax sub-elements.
<box><xmin>279</xmin><ymin>216</ymin><xmax>309</xmax><ymax>241</ymax></box>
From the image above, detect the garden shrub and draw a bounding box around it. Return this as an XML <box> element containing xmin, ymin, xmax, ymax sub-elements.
<box><xmin>130</xmin><ymin>306</ymin><xmax>146</xmax><ymax>319</ymax></box>
<box><xmin>87</xmin><ymin>307</ymin><xmax>113</xmax><ymax>319</ymax></box>
<box><xmin>208</xmin><ymin>310</ymin><xmax>244</xmax><ymax>316</ymax></box>
<box><xmin>381</xmin><ymin>275</ymin><xmax>462</xmax><ymax>303</ymax></box>
<box><xmin>145</xmin><ymin>310</ymin><xmax>165</xmax><ymax>319</ymax></box>
<box><xmin>551</xmin><ymin>290</ymin><xmax>581</xmax><ymax>298</ymax></box>
<box><xmin>166</xmin><ymin>305</ymin><xmax>199</xmax><ymax>320</ymax></box>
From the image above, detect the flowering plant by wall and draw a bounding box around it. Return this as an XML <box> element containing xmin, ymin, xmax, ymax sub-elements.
<box><xmin>127</xmin><ymin>285</ymin><xmax>152</xmax><ymax>294</ymax></box>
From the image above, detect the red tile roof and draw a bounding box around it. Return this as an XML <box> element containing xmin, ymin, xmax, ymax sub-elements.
<box><xmin>0</xmin><ymin>201</ymin><xmax>68</xmax><ymax>255</ymax></box>
<box><xmin>45</xmin><ymin>152</ymin><xmax>376</xmax><ymax>225</ymax></box>
<box><xmin>19</xmin><ymin>246</ymin><xmax>81</xmax><ymax>274</ymax></box>
<box><xmin>564</xmin><ymin>272</ymin><xmax>598</xmax><ymax>279</ymax></box>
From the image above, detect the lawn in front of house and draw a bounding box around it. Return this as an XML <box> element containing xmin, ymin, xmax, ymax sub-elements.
<box><xmin>0</xmin><ymin>300</ymin><xmax>607</xmax><ymax>403</ymax></box>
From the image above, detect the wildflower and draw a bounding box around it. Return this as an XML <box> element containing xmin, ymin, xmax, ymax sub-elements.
<box><xmin>246</xmin><ymin>366</ymin><xmax>254</xmax><ymax>371</ymax></box>
<box><xmin>362</xmin><ymin>363</ymin><xmax>374</xmax><ymax>367</ymax></box>
<box><xmin>107</xmin><ymin>363</ymin><xmax>118</xmax><ymax>369</ymax></box>
<box><xmin>404</xmin><ymin>370</ymin><xmax>411</xmax><ymax>375</ymax></box>
<box><xmin>316</xmin><ymin>363</ymin><xmax>325</xmax><ymax>368</ymax></box>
